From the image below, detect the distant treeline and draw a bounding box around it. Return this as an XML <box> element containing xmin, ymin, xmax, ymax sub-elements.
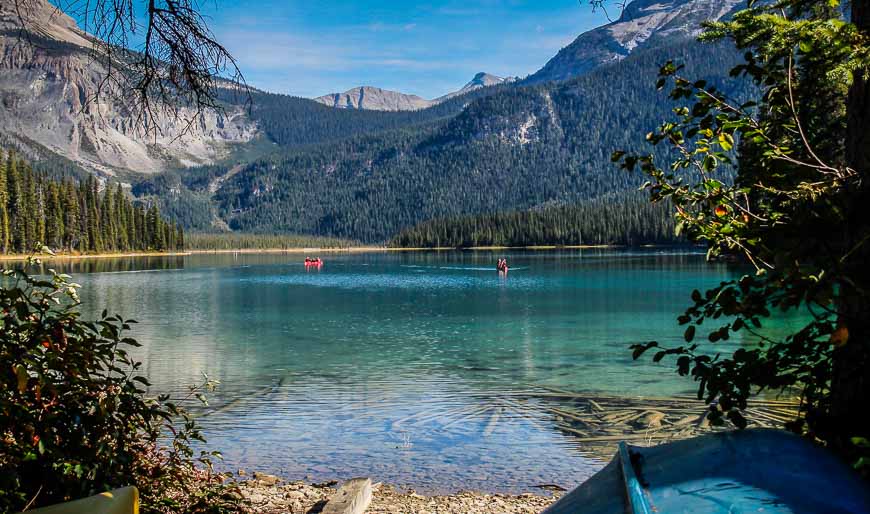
<box><xmin>389</xmin><ymin>195</ymin><xmax>682</xmax><ymax>248</ymax></box>
<box><xmin>184</xmin><ymin>233</ymin><xmax>358</xmax><ymax>250</ymax></box>
<box><xmin>0</xmin><ymin>150</ymin><xmax>183</xmax><ymax>254</ymax></box>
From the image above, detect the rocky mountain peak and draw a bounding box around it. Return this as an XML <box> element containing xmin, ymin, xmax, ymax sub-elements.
<box><xmin>314</xmin><ymin>86</ymin><xmax>433</xmax><ymax>111</ymax></box>
<box><xmin>434</xmin><ymin>72</ymin><xmax>515</xmax><ymax>103</ymax></box>
<box><xmin>526</xmin><ymin>0</ymin><xmax>742</xmax><ymax>84</ymax></box>
<box><xmin>468</xmin><ymin>72</ymin><xmax>502</xmax><ymax>87</ymax></box>
<box><xmin>315</xmin><ymin>72</ymin><xmax>516</xmax><ymax>112</ymax></box>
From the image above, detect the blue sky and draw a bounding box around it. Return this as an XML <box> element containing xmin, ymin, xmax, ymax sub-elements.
<box><xmin>193</xmin><ymin>1</ymin><xmax>612</xmax><ymax>99</ymax></box>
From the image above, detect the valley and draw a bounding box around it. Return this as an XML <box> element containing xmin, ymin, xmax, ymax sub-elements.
<box><xmin>0</xmin><ymin>0</ymin><xmax>745</xmax><ymax>246</ymax></box>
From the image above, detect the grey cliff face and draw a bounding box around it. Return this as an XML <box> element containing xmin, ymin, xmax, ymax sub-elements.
<box><xmin>0</xmin><ymin>0</ymin><xmax>257</xmax><ymax>175</ymax></box>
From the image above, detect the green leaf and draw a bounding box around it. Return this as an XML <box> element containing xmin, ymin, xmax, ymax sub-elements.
<box><xmin>684</xmin><ymin>325</ymin><xmax>696</xmax><ymax>342</ymax></box>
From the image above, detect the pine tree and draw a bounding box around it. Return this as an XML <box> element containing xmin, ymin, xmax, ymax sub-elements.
<box><xmin>7</xmin><ymin>154</ymin><xmax>25</xmax><ymax>253</ymax></box>
<box><xmin>35</xmin><ymin>175</ymin><xmax>46</xmax><ymax>246</ymax></box>
<box><xmin>62</xmin><ymin>180</ymin><xmax>81</xmax><ymax>251</ymax></box>
<box><xmin>45</xmin><ymin>182</ymin><xmax>64</xmax><ymax>249</ymax></box>
<box><xmin>0</xmin><ymin>150</ymin><xmax>9</xmax><ymax>253</ymax></box>
<box><xmin>22</xmin><ymin>164</ymin><xmax>37</xmax><ymax>251</ymax></box>
<box><xmin>114</xmin><ymin>184</ymin><xmax>129</xmax><ymax>250</ymax></box>
<box><xmin>147</xmin><ymin>204</ymin><xmax>165</xmax><ymax>250</ymax></box>
<box><xmin>86</xmin><ymin>177</ymin><xmax>102</xmax><ymax>252</ymax></box>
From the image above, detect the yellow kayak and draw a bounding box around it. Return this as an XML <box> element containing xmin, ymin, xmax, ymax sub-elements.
<box><xmin>21</xmin><ymin>486</ymin><xmax>138</xmax><ymax>514</ymax></box>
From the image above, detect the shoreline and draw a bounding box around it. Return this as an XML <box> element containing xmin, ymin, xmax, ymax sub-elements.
<box><xmin>0</xmin><ymin>250</ymin><xmax>194</xmax><ymax>262</ymax></box>
<box><xmin>0</xmin><ymin>244</ymin><xmax>692</xmax><ymax>262</ymax></box>
<box><xmin>238</xmin><ymin>474</ymin><xmax>562</xmax><ymax>514</ymax></box>
<box><xmin>185</xmin><ymin>244</ymin><xmax>620</xmax><ymax>254</ymax></box>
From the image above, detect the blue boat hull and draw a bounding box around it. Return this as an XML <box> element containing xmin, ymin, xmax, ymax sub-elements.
<box><xmin>544</xmin><ymin>429</ymin><xmax>870</xmax><ymax>514</ymax></box>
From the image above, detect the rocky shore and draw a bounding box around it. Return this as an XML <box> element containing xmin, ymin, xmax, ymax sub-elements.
<box><xmin>238</xmin><ymin>473</ymin><xmax>562</xmax><ymax>514</ymax></box>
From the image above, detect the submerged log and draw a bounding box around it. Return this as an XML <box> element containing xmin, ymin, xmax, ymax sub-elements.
<box><xmin>483</xmin><ymin>408</ymin><xmax>502</xmax><ymax>436</ymax></box>
<box><xmin>588</xmin><ymin>399</ymin><xmax>605</xmax><ymax>412</ymax></box>
<box><xmin>522</xmin><ymin>386</ymin><xmax>802</xmax><ymax>461</ymax></box>
<box><xmin>573</xmin><ymin>433</ymin><xmax>675</xmax><ymax>443</ymax></box>
<box><xmin>633</xmin><ymin>411</ymin><xmax>666</xmax><ymax>429</ymax></box>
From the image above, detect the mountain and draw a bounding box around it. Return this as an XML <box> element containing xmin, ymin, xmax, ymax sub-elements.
<box><xmin>314</xmin><ymin>86</ymin><xmax>434</xmax><ymax>111</ymax></box>
<box><xmin>436</xmin><ymin>72</ymin><xmax>517</xmax><ymax>102</ymax></box>
<box><xmin>2</xmin><ymin>0</ymin><xmax>750</xmax><ymax>243</ymax></box>
<box><xmin>0</xmin><ymin>0</ymin><xmax>257</xmax><ymax>176</ymax></box>
<box><xmin>143</xmin><ymin>37</ymin><xmax>748</xmax><ymax>240</ymax></box>
<box><xmin>314</xmin><ymin>72</ymin><xmax>514</xmax><ymax>111</ymax></box>
<box><xmin>526</xmin><ymin>0</ymin><xmax>741</xmax><ymax>84</ymax></box>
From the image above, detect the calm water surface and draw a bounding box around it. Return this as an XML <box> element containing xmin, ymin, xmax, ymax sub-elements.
<box><xmin>39</xmin><ymin>250</ymin><xmax>753</xmax><ymax>493</ymax></box>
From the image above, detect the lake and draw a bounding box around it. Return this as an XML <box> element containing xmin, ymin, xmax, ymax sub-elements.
<box><xmin>35</xmin><ymin>249</ymin><xmax>756</xmax><ymax>494</ymax></box>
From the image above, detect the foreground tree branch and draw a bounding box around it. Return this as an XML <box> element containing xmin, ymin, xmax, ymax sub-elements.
<box><xmin>615</xmin><ymin>0</ymin><xmax>870</xmax><ymax>474</ymax></box>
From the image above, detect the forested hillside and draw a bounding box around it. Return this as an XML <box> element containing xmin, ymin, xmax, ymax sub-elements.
<box><xmin>389</xmin><ymin>195</ymin><xmax>681</xmax><ymax>248</ymax></box>
<box><xmin>219</xmin><ymin>84</ymin><xmax>511</xmax><ymax>150</ymax></box>
<box><xmin>1</xmin><ymin>0</ymin><xmax>750</xmax><ymax>247</ymax></box>
<box><xmin>0</xmin><ymin>150</ymin><xmax>183</xmax><ymax>254</ymax></box>
<box><xmin>192</xmin><ymin>39</ymin><xmax>747</xmax><ymax>242</ymax></box>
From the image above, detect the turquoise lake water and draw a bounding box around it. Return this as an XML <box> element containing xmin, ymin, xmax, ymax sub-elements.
<box><xmin>38</xmin><ymin>250</ymin><xmax>768</xmax><ymax>493</ymax></box>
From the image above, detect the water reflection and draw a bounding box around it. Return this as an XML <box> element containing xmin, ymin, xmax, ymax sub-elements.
<box><xmin>5</xmin><ymin>249</ymin><xmax>800</xmax><ymax>493</ymax></box>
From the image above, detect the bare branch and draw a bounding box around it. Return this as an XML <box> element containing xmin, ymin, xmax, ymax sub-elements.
<box><xmin>12</xmin><ymin>0</ymin><xmax>249</xmax><ymax>138</ymax></box>
<box><xmin>587</xmin><ymin>0</ymin><xmax>627</xmax><ymax>23</ymax></box>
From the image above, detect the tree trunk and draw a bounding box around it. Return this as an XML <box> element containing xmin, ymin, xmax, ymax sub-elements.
<box><xmin>847</xmin><ymin>0</ymin><xmax>870</xmax><ymax>172</ymax></box>
<box><xmin>830</xmin><ymin>0</ymin><xmax>870</xmax><ymax>452</ymax></box>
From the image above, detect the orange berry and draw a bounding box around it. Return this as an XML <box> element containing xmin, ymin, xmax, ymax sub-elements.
<box><xmin>714</xmin><ymin>205</ymin><xmax>728</xmax><ymax>217</ymax></box>
<box><xmin>831</xmin><ymin>326</ymin><xmax>849</xmax><ymax>347</ymax></box>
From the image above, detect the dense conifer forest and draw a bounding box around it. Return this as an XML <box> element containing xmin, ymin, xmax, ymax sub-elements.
<box><xmin>184</xmin><ymin>233</ymin><xmax>355</xmax><ymax>250</ymax></box>
<box><xmin>0</xmin><ymin>150</ymin><xmax>184</xmax><ymax>254</ymax></box>
<box><xmin>211</xmin><ymin>41</ymin><xmax>744</xmax><ymax>242</ymax></box>
<box><xmin>231</xmin><ymin>84</ymin><xmax>511</xmax><ymax>149</ymax></box>
<box><xmin>131</xmin><ymin>40</ymin><xmax>746</xmax><ymax>244</ymax></box>
<box><xmin>389</xmin><ymin>195</ymin><xmax>681</xmax><ymax>247</ymax></box>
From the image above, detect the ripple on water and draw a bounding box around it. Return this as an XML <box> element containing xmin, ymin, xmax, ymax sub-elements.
<box><xmin>70</xmin><ymin>250</ymin><xmax>757</xmax><ymax>493</ymax></box>
<box><xmin>200</xmin><ymin>378</ymin><xmax>601</xmax><ymax>494</ymax></box>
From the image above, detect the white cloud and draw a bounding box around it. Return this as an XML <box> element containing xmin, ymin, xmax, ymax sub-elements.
<box><xmin>207</xmin><ymin>0</ymin><xmax>611</xmax><ymax>99</ymax></box>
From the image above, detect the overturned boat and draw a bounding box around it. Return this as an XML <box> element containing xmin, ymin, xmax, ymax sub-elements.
<box><xmin>544</xmin><ymin>429</ymin><xmax>870</xmax><ymax>514</ymax></box>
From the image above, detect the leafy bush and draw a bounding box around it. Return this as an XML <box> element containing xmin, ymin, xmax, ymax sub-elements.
<box><xmin>618</xmin><ymin>0</ymin><xmax>870</xmax><ymax>473</ymax></box>
<box><xmin>0</xmin><ymin>251</ymin><xmax>248</xmax><ymax>512</ymax></box>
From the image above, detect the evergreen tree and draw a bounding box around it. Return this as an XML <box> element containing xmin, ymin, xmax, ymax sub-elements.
<box><xmin>44</xmin><ymin>182</ymin><xmax>64</xmax><ymax>249</ymax></box>
<box><xmin>114</xmin><ymin>184</ymin><xmax>130</xmax><ymax>251</ymax></box>
<box><xmin>62</xmin><ymin>180</ymin><xmax>81</xmax><ymax>251</ymax></box>
<box><xmin>35</xmin><ymin>176</ymin><xmax>46</xmax><ymax>246</ymax></box>
<box><xmin>86</xmin><ymin>177</ymin><xmax>102</xmax><ymax>252</ymax></box>
<box><xmin>0</xmin><ymin>150</ymin><xmax>9</xmax><ymax>253</ymax></box>
<box><xmin>0</xmin><ymin>149</ymin><xmax>182</xmax><ymax>254</ymax></box>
